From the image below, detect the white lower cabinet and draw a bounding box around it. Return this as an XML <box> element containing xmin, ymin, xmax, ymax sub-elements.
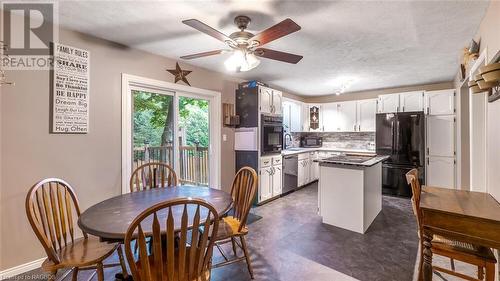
<box><xmin>298</xmin><ymin>159</ymin><xmax>309</xmax><ymax>187</ymax></box>
<box><xmin>310</xmin><ymin>152</ymin><xmax>319</xmax><ymax>181</ymax></box>
<box><xmin>272</xmin><ymin>164</ymin><xmax>282</xmax><ymax>196</ymax></box>
<box><xmin>259</xmin><ymin>156</ymin><xmax>283</xmax><ymax>203</ymax></box>
<box><xmin>297</xmin><ymin>152</ymin><xmax>319</xmax><ymax>186</ymax></box>
<box><xmin>426</xmin><ymin>156</ymin><xmax>455</xmax><ymax>188</ymax></box>
<box><xmin>259</xmin><ymin>166</ymin><xmax>273</xmax><ymax>202</ymax></box>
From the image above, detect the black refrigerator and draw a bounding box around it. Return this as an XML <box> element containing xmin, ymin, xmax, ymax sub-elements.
<box><xmin>376</xmin><ymin>112</ymin><xmax>425</xmax><ymax>197</ymax></box>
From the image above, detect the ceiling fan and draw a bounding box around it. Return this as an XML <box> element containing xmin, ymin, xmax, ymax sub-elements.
<box><xmin>181</xmin><ymin>15</ymin><xmax>303</xmax><ymax>72</ymax></box>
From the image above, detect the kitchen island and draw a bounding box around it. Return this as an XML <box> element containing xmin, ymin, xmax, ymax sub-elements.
<box><xmin>317</xmin><ymin>155</ymin><xmax>388</xmax><ymax>234</ymax></box>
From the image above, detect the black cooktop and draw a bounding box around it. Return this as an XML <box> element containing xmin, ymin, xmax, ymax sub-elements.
<box><xmin>323</xmin><ymin>155</ymin><xmax>375</xmax><ymax>164</ymax></box>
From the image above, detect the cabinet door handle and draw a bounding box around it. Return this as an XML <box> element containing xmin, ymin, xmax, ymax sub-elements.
<box><xmin>354</xmin><ymin>124</ymin><xmax>356</xmax><ymax>131</ymax></box>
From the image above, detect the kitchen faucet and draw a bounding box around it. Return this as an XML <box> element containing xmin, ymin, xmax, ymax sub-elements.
<box><xmin>284</xmin><ymin>133</ymin><xmax>293</xmax><ymax>149</ymax></box>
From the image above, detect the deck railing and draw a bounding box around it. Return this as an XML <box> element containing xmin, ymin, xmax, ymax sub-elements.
<box><xmin>133</xmin><ymin>144</ymin><xmax>209</xmax><ymax>186</ymax></box>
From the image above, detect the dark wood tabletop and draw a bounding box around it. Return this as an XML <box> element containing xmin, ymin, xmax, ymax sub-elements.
<box><xmin>419</xmin><ymin>186</ymin><xmax>500</xmax><ymax>281</ymax></box>
<box><xmin>420</xmin><ymin>186</ymin><xmax>500</xmax><ymax>223</ymax></box>
<box><xmin>78</xmin><ymin>185</ymin><xmax>233</xmax><ymax>241</ymax></box>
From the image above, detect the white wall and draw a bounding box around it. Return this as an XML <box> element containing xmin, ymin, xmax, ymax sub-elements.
<box><xmin>475</xmin><ymin>1</ymin><xmax>500</xmax><ymax>201</ymax></box>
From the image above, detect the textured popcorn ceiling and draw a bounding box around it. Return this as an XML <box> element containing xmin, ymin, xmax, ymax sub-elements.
<box><xmin>56</xmin><ymin>0</ymin><xmax>489</xmax><ymax>96</ymax></box>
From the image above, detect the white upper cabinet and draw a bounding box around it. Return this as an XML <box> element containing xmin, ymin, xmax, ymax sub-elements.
<box><xmin>301</xmin><ymin>103</ymin><xmax>310</xmax><ymax>132</ymax></box>
<box><xmin>283</xmin><ymin>100</ymin><xmax>302</xmax><ymax>133</ymax></box>
<box><xmin>259</xmin><ymin>86</ymin><xmax>273</xmax><ymax>114</ymax></box>
<box><xmin>290</xmin><ymin>102</ymin><xmax>302</xmax><ymax>132</ymax></box>
<box><xmin>272</xmin><ymin>90</ymin><xmax>283</xmax><ymax>115</ymax></box>
<box><xmin>259</xmin><ymin>86</ymin><xmax>283</xmax><ymax>115</ymax></box>
<box><xmin>377</xmin><ymin>94</ymin><xmax>400</xmax><ymax>113</ymax></box>
<box><xmin>425</xmin><ymin>90</ymin><xmax>455</xmax><ymax>115</ymax></box>
<box><xmin>322</xmin><ymin>103</ymin><xmax>338</xmax><ymax>132</ymax></box>
<box><xmin>400</xmin><ymin>91</ymin><xmax>424</xmax><ymax>112</ymax></box>
<box><xmin>356</xmin><ymin>99</ymin><xmax>377</xmax><ymax>132</ymax></box>
<box><xmin>282</xmin><ymin>101</ymin><xmax>291</xmax><ymax>133</ymax></box>
<box><xmin>337</xmin><ymin>101</ymin><xmax>357</xmax><ymax>131</ymax></box>
<box><xmin>427</xmin><ymin>115</ymin><xmax>455</xmax><ymax>157</ymax></box>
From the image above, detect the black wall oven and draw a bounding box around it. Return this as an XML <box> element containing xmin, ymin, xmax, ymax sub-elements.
<box><xmin>261</xmin><ymin>115</ymin><xmax>283</xmax><ymax>155</ymax></box>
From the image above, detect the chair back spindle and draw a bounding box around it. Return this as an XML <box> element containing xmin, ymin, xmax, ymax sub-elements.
<box><xmin>25</xmin><ymin>178</ymin><xmax>84</xmax><ymax>264</ymax></box>
<box><xmin>124</xmin><ymin>198</ymin><xmax>219</xmax><ymax>281</ymax></box>
<box><xmin>405</xmin><ymin>169</ymin><xmax>422</xmax><ymax>233</ymax></box>
<box><xmin>230</xmin><ymin>167</ymin><xmax>258</xmax><ymax>233</ymax></box>
<box><xmin>130</xmin><ymin>162</ymin><xmax>178</xmax><ymax>192</ymax></box>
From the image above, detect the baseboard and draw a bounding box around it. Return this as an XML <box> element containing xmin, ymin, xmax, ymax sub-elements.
<box><xmin>0</xmin><ymin>257</ymin><xmax>45</xmax><ymax>280</ymax></box>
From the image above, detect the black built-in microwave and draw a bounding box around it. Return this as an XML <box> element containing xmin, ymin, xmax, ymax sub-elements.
<box><xmin>300</xmin><ymin>136</ymin><xmax>323</xmax><ymax>148</ymax></box>
<box><xmin>261</xmin><ymin>115</ymin><xmax>283</xmax><ymax>155</ymax></box>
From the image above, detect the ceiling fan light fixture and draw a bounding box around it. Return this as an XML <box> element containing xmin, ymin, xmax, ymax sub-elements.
<box><xmin>224</xmin><ymin>50</ymin><xmax>260</xmax><ymax>72</ymax></box>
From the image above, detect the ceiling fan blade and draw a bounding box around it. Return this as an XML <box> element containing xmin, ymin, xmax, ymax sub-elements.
<box><xmin>180</xmin><ymin>50</ymin><xmax>228</xmax><ymax>60</ymax></box>
<box><xmin>254</xmin><ymin>48</ymin><xmax>303</xmax><ymax>64</ymax></box>
<box><xmin>182</xmin><ymin>19</ymin><xmax>235</xmax><ymax>44</ymax></box>
<box><xmin>249</xmin><ymin>18</ymin><xmax>301</xmax><ymax>46</ymax></box>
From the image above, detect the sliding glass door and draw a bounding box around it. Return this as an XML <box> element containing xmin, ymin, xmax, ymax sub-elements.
<box><xmin>177</xmin><ymin>95</ymin><xmax>210</xmax><ymax>186</ymax></box>
<box><xmin>132</xmin><ymin>89</ymin><xmax>175</xmax><ymax>171</ymax></box>
<box><xmin>130</xmin><ymin>88</ymin><xmax>212</xmax><ymax>188</ymax></box>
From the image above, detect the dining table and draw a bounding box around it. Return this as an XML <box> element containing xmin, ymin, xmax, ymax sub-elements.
<box><xmin>419</xmin><ymin>186</ymin><xmax>500</xmax><ymax>281</ymax></box>
<box><xmin>78</xmin><ymin>185</ymin><xmax>233</xmax><ymax>281</ymax></box>
<box><xmin>78</xmin><ymin>185</ymin><xmax>234</xmax><ymax>242</ymax></box>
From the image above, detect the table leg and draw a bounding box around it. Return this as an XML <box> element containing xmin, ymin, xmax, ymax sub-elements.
<box><xmin>422</xmin><ymin>230</ymin><xmax>433</xmax><ymax>281</ymax></box>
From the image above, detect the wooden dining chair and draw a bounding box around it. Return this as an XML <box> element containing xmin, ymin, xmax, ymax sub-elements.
<box><xmin>130</xmin><ymin>162</ymin><xmax>178</xmax><ymax>192</ymax></box>
<box><xmin>406</xmin><ymin>169</ymin><xmax>497</xmax><ymax>281</ymax></box>
<box><xmin>211</xmin><ymin>167</ymin><xmax>258</xmax><ymax>279</ymax></box>
<box><xmin>124</xmin><ymin>198</ymin><xmax>219</xmax><ymax>281</ymax></box>
<box><xmin>26</xmin><ymin>178</ymin><xmax>128</xmax><ymax>281</ymax></box>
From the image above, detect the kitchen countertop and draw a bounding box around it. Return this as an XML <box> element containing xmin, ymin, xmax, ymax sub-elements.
<box><xmin>315</xmin><ymin>155</ymin><xmax>389</xmax><ymax>167</ymax></box>
<box><xmin>282</xmin><ymin>147</ymin><xmax>376</xmax><ymax>156</ymax></box>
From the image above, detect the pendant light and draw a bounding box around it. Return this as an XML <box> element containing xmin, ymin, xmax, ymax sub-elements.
<box><xmin>225</xmin><ymin>49</ymin><xmax>260</xmax><ymax>72</ymax></box>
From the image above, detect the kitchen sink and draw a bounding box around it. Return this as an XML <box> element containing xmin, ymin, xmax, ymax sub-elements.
<box><xmin>285</xmin><ymin>148</ymin><xmax>305</xmax><ymax>151</ymax></box>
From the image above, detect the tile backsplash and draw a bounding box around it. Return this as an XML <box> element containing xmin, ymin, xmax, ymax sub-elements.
<box><xmin>290</xmin><ymin>132</ymin><xmax>376</xmax><ymax>151</ymax></box>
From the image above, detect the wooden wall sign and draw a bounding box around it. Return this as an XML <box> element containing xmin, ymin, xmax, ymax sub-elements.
<box><xmin>50</xmin><ymin>43</ymin><xmax>90</xmax><ymax>134</ymax></box>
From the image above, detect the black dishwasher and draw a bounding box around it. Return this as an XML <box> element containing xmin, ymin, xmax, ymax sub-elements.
<box><xmin>283</xmin><ymin>155</ymin><xmax>298</xmax><ymax>194</ymax></box>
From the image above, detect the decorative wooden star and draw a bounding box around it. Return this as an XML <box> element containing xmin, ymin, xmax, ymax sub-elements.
<box><xmin>166</xmin><ymin>62</ymin><xmax>192</xmax><ymax>86</ymax></box>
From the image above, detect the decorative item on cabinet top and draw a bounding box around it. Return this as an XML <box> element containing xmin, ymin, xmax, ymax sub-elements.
<box><xmin>222</xmin><ymin>103</ymin><xmax>240</xmax><ymax>127</ymax></box>
<box><xmin>477</xmin><ymin>50</ymin><xmax>500</xmax><ymax>102</ymax></box>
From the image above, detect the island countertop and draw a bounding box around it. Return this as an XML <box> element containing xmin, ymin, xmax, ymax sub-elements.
<box><xmin>315</xmin><ymin>155</ymin><xmax>389</xmax><ymax>167</ymax></box>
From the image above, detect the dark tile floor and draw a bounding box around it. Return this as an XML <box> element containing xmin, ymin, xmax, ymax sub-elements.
<box><xmin>10</xmin><ymin>183</ymin><xmax>423</xmax><ymax>281</ymax></box>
